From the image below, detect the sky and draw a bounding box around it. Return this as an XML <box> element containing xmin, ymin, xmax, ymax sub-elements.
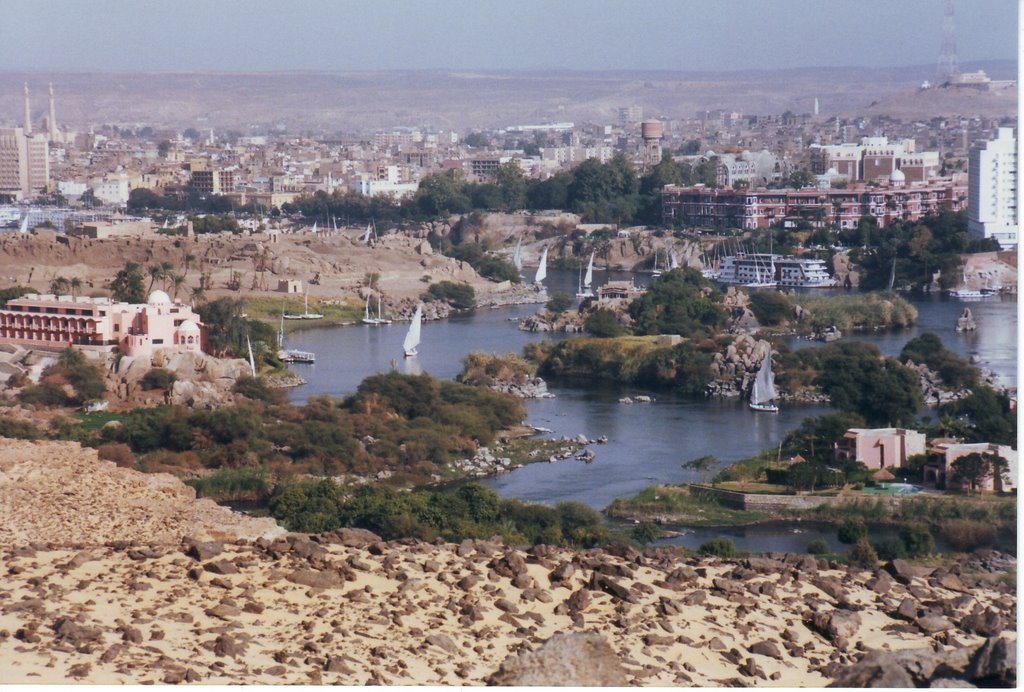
<box><xmin>0</xmin><ymin>0</ymin><xmax>1017</xmax><ymax>73</ymax></box>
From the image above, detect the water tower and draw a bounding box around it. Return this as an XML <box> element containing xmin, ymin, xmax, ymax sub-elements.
<box><xmin>640</xmin><ymin>119</ymin><xmax>663</xmax><ymax>170</ymax></box>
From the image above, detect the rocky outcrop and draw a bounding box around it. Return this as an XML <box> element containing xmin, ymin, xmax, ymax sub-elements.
<box><xmin>490</xmin><ymin>376</ymin><xmax>553</xmax><ymax>399</ymax></box>
<box><xmin>706</xmin><ymin>334</ymin><xmax>771</xmax><ymax>398</ymax></box>
<box><xmin>519</xmin><ymin>309</ymin><xmax>585</xmax><ymax>333</ymax></box>
<box><xmin>487</xmin><ymin>632</ymin><xmax>628</xmax><ymax>686</ymax></box>
<box><xmin>955</xmin><ymin>307</ymin><xmax>977</xmax><ymax>332</ymax></box>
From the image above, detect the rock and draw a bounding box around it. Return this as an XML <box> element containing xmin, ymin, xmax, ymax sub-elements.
<box><xmin>810</xmin><ymin>609</ymin><xmax>861</xmax><ymax>648</ymax></box>
<box><xmin>965</xmin><ymin>636</ymin><xmax>1016</xmax><ymax>687</ymax></box>
<box><xmin>205</xmin><ymin>603</ymin><xmax>241</xmax><ymax>620</ymax></box>
<box><xmin>749</xmin><ymin>641</ymin><xmax>784</xmax><ymax>660</ymax></box>
<box><xmin>590</xmin><ymin>574</ymin><xmax>634</xmax><ymax>602</ymax></box>
<box><xmin>324</xmin><ymin>656</ymin><xmax>355</xmax><ymax>674</ymax></box>
<box><xmin>489</xmin><ymin>551</ymin><xmax>528</xmax><ymax>580</ymax></box>
<box><xmin>897</xmin><ymin>598</ymin><xmax>919</xmax><ymax>620</ymax></box>
<box><xmin>52</xmin><ymin>617</ymin><xmax>103</xmax><ymax>645</ymax></box>
<box><xmin>916</xmin><ymin>614</ymin><xmax>953</xmax><ymax>634</ymax></box>
<box><xmin>322</xmin><ymin>527</ymin><xmax>381</xmax><ymax>548</ymax></box>
<box><xmin>487</xmin><ymin>632</ymin><xmax>628</xmax><ymax>686</ymax></box>
<box><xmin>204</xmin><ymin>560</ymin><xmax>239</xmax><ymax>575</ymax></box>
<box><xmin>959</xmin><ymin>608</ymin><xmax>1006</xmax><ymax>637</ymax></box>
<box><xmin>929</xmin><ymin>679</ymin><xmax>977</xmax><ymax>687</ymax></box>
<box><xmin>885</xmin><ymin>559</ymin><xmax>933</xmax><ymax>584</ymax></box>
<box><xmin>285</xmin><ymin>568</ymin><xmax>345</xmax><ymax>589</ymax></box>
<box><xmin>213</xmin><ymin>634</ymin><xmax>241</xmax><ymax>658</ymax></box>
<box><xmin>425</xmin><ymin>633</ymin><xmax>459</xmax><ymax>655</ymax></box>
<box><xmin>548</xmin><ymin>560</ymin><xmax>576</xmax><ymax>584</ymax></box>
<box><xmin>955</xmin><ymin>308</ymin><xmax>977</xmax><ymax>333</ymax></box>
<box><xmin>186</xmin><ymin>541</ymin><xmax>224</xmax><ymax>562</ymax></box>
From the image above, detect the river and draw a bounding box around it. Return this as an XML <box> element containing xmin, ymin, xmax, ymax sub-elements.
<box><xmin>284</xmin><ymin>268</ymin><xmax>1017</xmax><ymax>510</ymax></box>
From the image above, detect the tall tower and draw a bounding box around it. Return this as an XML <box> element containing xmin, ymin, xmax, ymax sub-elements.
<box><xmin>937</xmin><ymin>0</ymin><xmax>959</xmax><ymax>80</ymax></box>
<box><xmin>23</xmin><ymin>83</ymin><xmax>31</xmax><ymax>135</ymax></box>
<box><xmin>640</xmin><ymin>120</ymin><xmax>663</xmax><ymax>171</ymax></box>
<box><xmin>47</xmin><ymin>83</ymin><xmax>57</xmax><ymax>141</ymax></box>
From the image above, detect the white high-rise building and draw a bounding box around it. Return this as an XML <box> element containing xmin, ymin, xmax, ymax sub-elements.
<box><xmin>968</xmin><ymin>127</ymin><xmax>1018</xmax><ymax>248</ymax></box>
<box><xmin>0</xmin><ymin>127</ymin><xmax>49</xmax><ymax>200</ymax></box>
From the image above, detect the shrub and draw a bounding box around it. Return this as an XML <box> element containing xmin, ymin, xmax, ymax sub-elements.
<box><xmin>847</xmin><ymin>538</ymin><xmax>879</xmax><ymax>568</ymax></box>
<box><xmin>140</xmin><ymin>368</ymin><xmax>177</xmax><ymax>391</ymax></box>
<box><xmin>748</xmin><ymin>290</ymin><xmax>792</xmax><ymax>326</ymax></box>
<box><xmin>899</xmin><ymin>523</ymin><xmax>935</xmax><ymax>558</ymax></box>
<box><xmin>96</xmin><ymin>442</ymin><xmax>136</xmax><ymax>467</ymax></box>
<box><xmin>233</xmin><ymin>375</ymin><xmax>287</xmax><ymax>404</ymax></box>
<box><xmin>631</xmin><ymin>521</ymin><xmax>661</xmax><ymax>546</ymax></box>
<box><xmin>424</xmin><ymin>281</ymin><xmax>476</xmax><ymax>309</ymax></box>
<box><xmin>870</xmin><ymin>536</ymin><xmax>904</xmax><ymax>560</ymax></box>
<box><xmin>546</xmin><ymin>292</ymin><xmax>573</xmax><ymax>314</ymax></box>
<box><xmin>584</xmin><ymin>308</ymin><xmax>626</xmax><ymax>337</ymax></box>
<box><xmin>806</xmin><ymin>539</ymin><xmax>829</xmax><ymax>555</ymax></box>
<box><xmin>837</xmin><ymin>519</ymin><xmax>868</xmax><ymax>544</ymax></box>
<box><xmin>938</xmin><ymin>519</ymin><xmax>997</xmax><ymax>552</ymax></box>
<box><xmin>698</xmin><ymin>538</ymin><xmax>738</xmax><ymax>558</ymax></box>
<box><xmin>0</xmin><ymin>418</ymin><xmax>44</xmax><ymax>440</ymax></box>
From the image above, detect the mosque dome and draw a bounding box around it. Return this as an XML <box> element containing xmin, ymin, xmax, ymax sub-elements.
<box><xmin>889</xmin><ymin>168</ymin><xmax>906</xmax><ymax>183</ymax></box>
<box><xmin>147</xmin><ymin>289</ymin><xmax>171</xmax><ymax>305</ymax></box>
<box><xmin>177</xmin><ymin>319</ymin><xmax>200</xmax><ymax>333</ymax></box>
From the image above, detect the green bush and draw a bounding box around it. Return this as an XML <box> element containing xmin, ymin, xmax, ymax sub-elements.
<box><xmin>0</xmin><ymin>418</ymin><xmax>44</xmax><ymax>440</ymax></box>
<box><xmin>631</xmin><ymin>521</ymin><xmax>661</xmax><ymax>546</ymax></box>
<box><xmin>698</xmin><ymin>538</ymin><xmax>738</xmax><ymax>558</ymax></box>
<box><xmin>140</xmin><ymin>368</ymin><xmax>177</xmax><ymax>391</ymax></box>
<box><xmin>899</xmin><ymin>523</ymin><xmax>935</xmax><ymax>558</ymax></box>
<box><xmin>837</xmin><ymin>519</ymin><xmax>868</xmax><ymax>544</ymax></box>
<box><xmin>806</xmin><ymin>539</ymin><xmax>829</xmax><ymax>555</ymax></box>
<box><xmin>546</xmin><ymin>292</ymin><xmax>573</xmax><ymax>314</ymax></box>
<box><xmin>748</xmin><ymin>290</ymin><xmax>792</xmax><ymax>326</ymax></box>
<box><xmin>938</xmin><ymin>519</ymin><xmax>997</xmax><ymax>551</ymax></box>
<box><xmin>424</xmin><ymin>281</ymin><xmax>476</xmax><ymax>309</ymax></box>
<box><xmin>847</xmin><ymin>538</ymin><xmax>879</xmax><ymax>568</ymax></box>
<box><xmin>871</xmin><ymin>537</ymin><xmax>907</xmax><ymax>561</ymax></box>
<box><xmin>584</xmin><ymin>308</ymin><xmax>625</xmax><ymax>337</ymax></box>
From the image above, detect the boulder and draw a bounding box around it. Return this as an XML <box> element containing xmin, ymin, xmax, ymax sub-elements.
<box><xmin>809</xmin><ymin>609</ymin><xmax>861</xmax><ymax>648</ymax></box>
<box><xmin>965</xmin><ymin>636</ymin><xmax>1016</xmax><ymax>687</ymax></box>
<box><xmin>487</xmin><ymin>632</ymin><xmax>628</xmax><ymax>686</ymax></box>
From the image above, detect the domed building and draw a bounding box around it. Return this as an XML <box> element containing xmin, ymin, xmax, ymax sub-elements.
<box><xmin>0</xmin><ymin>289</ymin><xmax>205</xmax><ymax>357</ymax></box>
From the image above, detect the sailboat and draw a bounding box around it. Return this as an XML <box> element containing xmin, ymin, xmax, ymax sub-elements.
<box><xmin>376</xmin><ymin>292</ymin><xmax>392</xmax><ymax>324</ymax></box>
<box><xmin>651</xmin><ymin>250</ymin><xmax>662</xmax><ymax>278</ymax></box>
<box><xmin>246</xmin><ymin>335</ymin><xmax>257</xmax><ymax>377</ymax></box>
<box><xmin>18</xmin><ymin>214</ymin><xmax>28</xmax><ymax>234</ymax></box>
<box><xmin>576</xmin><ymin>251</ymin><xmax>595</xmax><ymax>299</ymax></box>
<box><xmin>277</xmin><ymin>312</ymin><xmax>315</xmax><ymax>363</ymax></box>
<box><xmin>403</xmin><ymin>303</ymin><xmax>422</xmax><ymax>357</ymax></box>
<box><xmin>512</xmin><ymin>237</ymin><xmax>523</xmax><ymax>273</ymax></box>
<box><xmin>668</xmin><ymin>252</ymin><xmax>678</xmax><ymax>271</ymax></box>
<box><xmin>887</xmin><ymin>254</ymin><xmax>896</xmax><ymax>291</ymax></box>
<box><xmin>311</xmin><ymin>221</ymin><xmax>318</xmax><ymax>234</ymax></box>
<box><xmin>362</xmin><ymin>293</ymin><xmax>380</xmax><ymax>325</ymax></box>
<box><xmin>283</xmin><ymin>290</ymin><xmax>325</xmax><ymax>320</ymax></box>
<box><xmin>749</xmin><ymin>351</ymin><xmax>779</xmax><ymax>412</ymax></box>
<box><xmin>361</xmin><ymin>223</ymin><xmax>372</xmax><ymax>243</ymax></box>
<box><xmin>534</xmin><ymin>247</ymin><xmax>548</xmax><ymax>286</ymax></box>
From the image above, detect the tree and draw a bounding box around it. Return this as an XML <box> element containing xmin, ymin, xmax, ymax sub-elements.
<box><xmin>546</xmin><ymin>293</ymin><xmax>573</xmax><ymax>314</ymax></box>
<box><xmin>583</xmin><ymin>308</ymin><xmax>625</xmax><ymax>337</ymax></box>
<box><xmin>682</xmin><ymin>455</ymin><xmax>717</xmax><ymax>484</ymax></box>
<box><xmin>949</xmin><ymin>452</ymin><xmax>1009</xmax><ymax>493</ymax></box>
<box><xmin>631</xmin><ymin>521</ymin><xmax>661</xmax><ymax>546</ymax></box>
<box><xmin>494</xmin><ymin>162</ymin><xmax>527</xmax><ymax>211</ymax></box>
<box><xmin>157</xmin><ymin>140</ymin><xmax>171</xmax><ymax>158</ymax></box>
<box><xmin>110</xmin><ymin>262</ymin><xmax>146</xmax><ymax>303</ymax></box>
<box><xmin>49</xmin><ymin>276</ymin><xmax>70</xmax><ymax>297</ymax></box>
<box><xmin>69</xmin><ymin>277</ymin><xmax>82</xmax><ymax>298</ymax></box>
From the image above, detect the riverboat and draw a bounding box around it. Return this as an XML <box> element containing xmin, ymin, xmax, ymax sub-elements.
<box><xmin>716</xmin><ymin>253</ymin><xmax>836</xmax><ymax>288</ymax></box>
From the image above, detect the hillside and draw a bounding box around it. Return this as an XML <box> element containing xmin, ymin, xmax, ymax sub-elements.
<box><xmin>0</xmin><ymin>438</ymin><xmax>1015</xmax><ymax>686</ymax></box>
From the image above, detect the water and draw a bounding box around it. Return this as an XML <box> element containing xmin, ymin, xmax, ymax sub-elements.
<box><xmin>651</xmin><ymin>521</ymin><xmax>955</xmax><ymax>554</ymax></box>
<box><xmin>287</xmin><ymin>269</ymin><xmax>1017</xmax><ymax>510</ymax></box>
<box><xmin>862</xmin><ymin>482</ymin><xmax>924</xmax><ymax>495</ymax></box>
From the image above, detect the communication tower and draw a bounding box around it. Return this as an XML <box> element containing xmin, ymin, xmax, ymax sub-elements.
<box><xmin>937</xmin><ymin>0</ymin><xmax>959</xmax><ymax>81</ymax></box>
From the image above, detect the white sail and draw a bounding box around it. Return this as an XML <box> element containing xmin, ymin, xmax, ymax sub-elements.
<box><xmin>750</xmin><ymin>352</ymin><xmax>778</xmax><ymax>406</ymax></box>
<box><xmin>362</xmin><ymin>222</ymin><xmax>372</xmax><ymax>243</ymax></box>
<box><xmin>584</xmin><ymin>251</ymin><xmax>594</xmax><ymax>288</ymax></box>
<box><xmin>669</xmin><ymin>252</ymin><xmax>678</xmax><ymax>270</ymax></box>
<box><xmin>311</xmin><ymin>221</ymin><xmax>317</xmax><ymax>234</ymax></box>
<box><xmin>534</xmin><ymin>247</ymin><xmax>548</xmax><ymax>284</ymax></box>
<box><xmin>278</xmin><ymin>313</ymin><xmax>284</xmax><ymax>349</ymax></box>
<box><xmin>19</xmin><ymin>214</ymin><xmax>28</xmax><ymax>233</ymax></box>
<box><xmin>403</xmin><ymin>303</ymin><xmax>422</xmax><ymax>356</ymax></box>
<box><xmin>512</xmin><ymin>237</ymin><xmax>523</xmax><ymax>271</ymax></box>
<box><xmin>246</xmin><ymin>335</ymin><xmax>256</xmax><ymax>377</ymax></box>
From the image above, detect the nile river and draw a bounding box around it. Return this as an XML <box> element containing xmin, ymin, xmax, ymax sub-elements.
<box><xmin>284</xmin><ymin>268</ymin><xmax>1017</xmax><ymax>510</ymax></box>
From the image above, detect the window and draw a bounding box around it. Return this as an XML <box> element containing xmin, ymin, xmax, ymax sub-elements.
<box><xmin>152</xmin><ymin>338</ymin><xmax>164</xmax><ymax>345</ymax></box>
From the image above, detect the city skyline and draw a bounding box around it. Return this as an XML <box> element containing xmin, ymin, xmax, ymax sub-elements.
<box><xmin>1</xmin><ymin>0</ymin><xmax>1017</xmax><ymax>73</ymax></box>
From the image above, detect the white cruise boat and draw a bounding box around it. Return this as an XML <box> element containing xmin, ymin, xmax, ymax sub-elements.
<box><xmin>716</xmin><ymin>253</ymin><xmax>835</xmax><ymax>288</ymax></box>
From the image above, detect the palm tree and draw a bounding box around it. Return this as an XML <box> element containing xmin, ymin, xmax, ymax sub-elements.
<box><xmin>170</xmin><ymin>274</ymin><xmax>187</xmax><ymax>301</ymax></box>
<box><xmin>146</xmin><ymin>264</ymin><xmax>163</xmax><ymax>292</ymax></box>
<box><xmin>159</xmin><ymin>261</ymin><xmax>175</xmax><ymax>290</ymax></box>
<box><xmin>49</xmin><ymin>276</ymin><xmax>70</xmax><ymax>297</ymax></box>
<box><xmin>190</xmin><ymin>286</ymin><xmax>206</xmax><ymax>307</ymax></box>
<box><xmin>69</xmin><ymin>277</ymin><xmax>83</xmax><ymax>298</ymax></box>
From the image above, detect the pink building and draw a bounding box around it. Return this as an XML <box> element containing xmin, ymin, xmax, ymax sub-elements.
<box><xmin>833</xmin><ymin>428</ymin><xmax>926</xmax><ymax>470</ymax></box>
<box><xmin>924</xmin><ymin>441</ymin><xmax>1017</xmax><ymax>492</ymax></box>
<box><xmin>0</xmin><ymin>290</ymin><xmax>204</xmax><ymax>358</ymax></box>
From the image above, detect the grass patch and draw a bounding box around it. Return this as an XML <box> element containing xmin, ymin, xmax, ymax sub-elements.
<box><xmin>244</xmin><ymin>295</ymin><xmax>364</xmax><ymax>331</ymax></box>
<box><xmin>794</xmin><ymin>291</ymin><xmax>918</xmax><ymax>333</ymax></box>
<box><xmin>185</xmin><ymin>467</ymin><xmax>270</xmax><ymax>502</ymax></box>
<box><xmin>74</xmin><ymin>410</ymin><xmax>126</xmax><ymax>432</ymax></box>
<box><xmin>604</xmin><ymin>485</ymin><xmax>767</xmax><ymax>526</ymax></box>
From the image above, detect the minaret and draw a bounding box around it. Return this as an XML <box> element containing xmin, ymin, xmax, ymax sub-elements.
<box><xmin>47</xmin><ymin>83</ymin><xmax>57</xmax><ymax>141</ymax></box>
<box><xmin>23</xmin><ymin>83</ymin><xmax>31</xmax><ymax>135</ymax></box>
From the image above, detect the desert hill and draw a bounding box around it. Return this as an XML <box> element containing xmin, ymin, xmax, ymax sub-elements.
<box><xmin>0</xmin><ymin>438</ymin><xmax>1016</xmax><ymax>686</ymax></box>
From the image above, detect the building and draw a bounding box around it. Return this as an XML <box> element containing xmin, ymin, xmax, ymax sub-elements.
<box><xmin>662</xmin><ymin>180</ymin><xmax>967</xmax><ymax>230</ymax></box>
<box><xmin>0</xmin><ymin>127</ymin><xmax>50</xmax><ymax>200</ymax></box>
<box><xmin>923</xmin><ymin>441</ymin><xmax>1017</xmax><ymax>492</ymax></box>
<box><xmin>833</xmin><ymin>428</ymin><xmax>927</xmax><ymax>470</ymax></box>
<box><xmin>713</xmin><ymin>150</ymin><xmax>784</xmax><ymax>188</ymax></box>
<box><xmin>809</xmin><ymin>137</ymin><xmax>940</xmax><ymax>184</ymax></box>
<box><xmin>93</xmin><ymin>176</ymin><xmax>130</xmax><ymax>206</ymax></box>
<box><xmin>189</xmin><ymin>164</ymin><xmax>235</xmax><ymax>195</ymax></box>
<box><xmin>0</xmin><ymin>291</ymin><xmax>204</xmax><ymax>358</ymax></box>
<box><xmin>968</xmin><ymin>128</ymin><xmax>1018</xmax><ymax>249</ymax></box>
<box><xmin>67</xmin><ymin>220</ymin><xmax>153</xmax><ymax>239</ymax></box>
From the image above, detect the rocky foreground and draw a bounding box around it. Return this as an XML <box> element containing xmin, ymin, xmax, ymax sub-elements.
<box><xmin>0</xmin><ymin>439</ymin><xmax>1016</xmax><ymax>686</ymax></box>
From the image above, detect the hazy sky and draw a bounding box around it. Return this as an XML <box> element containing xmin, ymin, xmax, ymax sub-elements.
<box><xmin>1</xmin><ymin>0</ymin><xmax>1017</xmax><ymax>73</ymax></box>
